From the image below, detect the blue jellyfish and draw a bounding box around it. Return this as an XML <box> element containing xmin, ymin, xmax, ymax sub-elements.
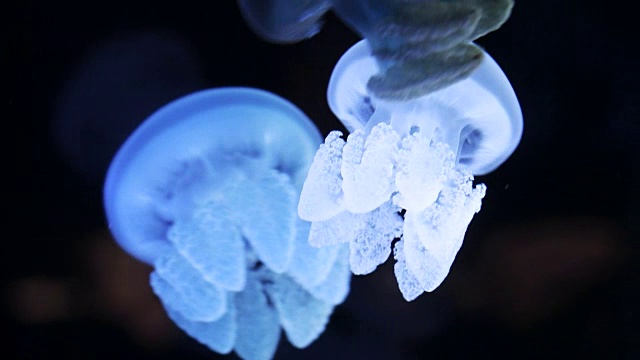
<box><xmin>103</xmin><ymin>87</ymin><xmax>351</xmax><ymax>360</ymax></box>
<box><xmin>298</xmin><ymin>38</ymin><xmax>522</xmax><ymax>300</ymax></box>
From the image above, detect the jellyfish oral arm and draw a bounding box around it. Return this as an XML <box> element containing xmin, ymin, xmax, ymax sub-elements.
<box><xmin>298</xmin><ymin>123</ymin><xmax>486</xmax><ymax>290</ymax></box>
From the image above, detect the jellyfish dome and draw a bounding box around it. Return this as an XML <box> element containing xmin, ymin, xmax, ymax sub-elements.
<box><xmin>104</xmin><ymin>87</ymin><xmax>351</xmax><ymax>360</ymax></box>
<box><xmin>299</xmin><ymin>39</ymin><xmax>522</xmax><ymax>301</ymax></box>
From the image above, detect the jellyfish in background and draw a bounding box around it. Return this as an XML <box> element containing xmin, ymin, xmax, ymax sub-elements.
<box><xmin>52</xmin><ymin>31</ymin><xmax>206</xmax><ymax>184</ymax></box>
<box><xmin>238</xmin><ymin>1</ymin><xmax>522</xmax><ymax>300</ymax></box>
<box><xmin>237</xmin><ymin>0</ymin><xmax>514</xmax><ymax>99</ymax></box>
<box><xmin>103</xmin><ymin>87</ymin><xmax>351</xmax><ymax>360</ymax></box>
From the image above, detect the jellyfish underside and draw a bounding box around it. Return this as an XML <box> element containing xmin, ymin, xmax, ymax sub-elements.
<box><xmin>238</xmin><ymin>0</ymin><xmax>521</xmax><ymax>301</ymax></box>
<box><xmin>104</xmin><ymin>88</ymin><xmax>351</xmax><ymax>360</ymax></box>
<box><xmin>299</xmin><ymin>31</ymin><xmax>521</xmax><ymax>300</ymax></box>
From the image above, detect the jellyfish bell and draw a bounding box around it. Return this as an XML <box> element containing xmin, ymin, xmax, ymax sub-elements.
<box><xmin>104</xmin><ymin>87</ymin><xmax>351</xmax><ymax>359</ymax></box>
<box><xmin>327</xmin><ymin>39</ymin><xmax>523</xmax><ymax>176</ymax></box>
<box><xmin>103</xmin><ymin>87</ymin><xmax>322</xmax><ymax>265</ymax></box>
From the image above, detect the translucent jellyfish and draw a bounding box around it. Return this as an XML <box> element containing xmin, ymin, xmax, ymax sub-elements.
<box><xmin>298</xmin><ymin>38</ymin><xmax>522</xmax><ymax>301</ymax></box>
<box><xmin>104</xmin><ymin>87</ymin><xmax>351</xmax><ymax>359</ymax></box>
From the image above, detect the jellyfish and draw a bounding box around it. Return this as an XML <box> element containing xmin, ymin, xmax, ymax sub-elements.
<box><xmin>237</xmin><ymin>0</ymin><xmax>521</xmax><ymax>300</ymax></box>
<box><xmin>236</xmin><ymin>0</ymin><xmax>332</xmax><ymax>43</ymax></box>
<box><xmin>103</xmin><ymin>87</ymin><xmax>351</xmax><ymax>360</ymax></box>
<box><xmin>298</xmin><ymin>36</ymin><xmax>522</xmax><ymax>300</ymax></box>
<box><xmin>329</xmin><ymin>0</ymin><xmax>516</xmax><ymax>100</ymax></box>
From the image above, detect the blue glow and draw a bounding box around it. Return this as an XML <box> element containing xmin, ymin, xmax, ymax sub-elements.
<box><xmin>104</xmin><ymin>87</ymin><xmax>351</xmax><ymax>359</ymax></box>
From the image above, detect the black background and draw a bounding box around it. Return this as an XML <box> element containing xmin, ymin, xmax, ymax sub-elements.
<box><xmin>5</xmin><ymin>1</ymin><xmax>638</xmax><ymax>359</ymax></box>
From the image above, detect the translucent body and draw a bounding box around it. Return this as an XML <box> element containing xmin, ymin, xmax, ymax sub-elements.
<box><xmin>299</xmin><ymin>39</ymin><xmax>521</xmax><ymax>301</ymax></box>
<box><xmin>104</xmin><ymin>88</ymin><xmax>350</xmax><ymax>359</ymax></box>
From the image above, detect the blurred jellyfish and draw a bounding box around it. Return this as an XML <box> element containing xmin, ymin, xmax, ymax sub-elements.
<box><xmin>104</xmin><ymin>87</ymin><xmax>351</xmax><ymax>360</ymax></box>
<box><xmin>237</xmin><ymin>1</ymin><xmax>514</xmax><ymax>100</ymax></box>
<box><xmin>237</xmin><ymin>0</ymin><xmax>331</xmax><ymax>43</ymax></box>
<box><xmin>295</xmin><ymin>4</ymin><xmax>521</xmax><ymax>300</ymax></box>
